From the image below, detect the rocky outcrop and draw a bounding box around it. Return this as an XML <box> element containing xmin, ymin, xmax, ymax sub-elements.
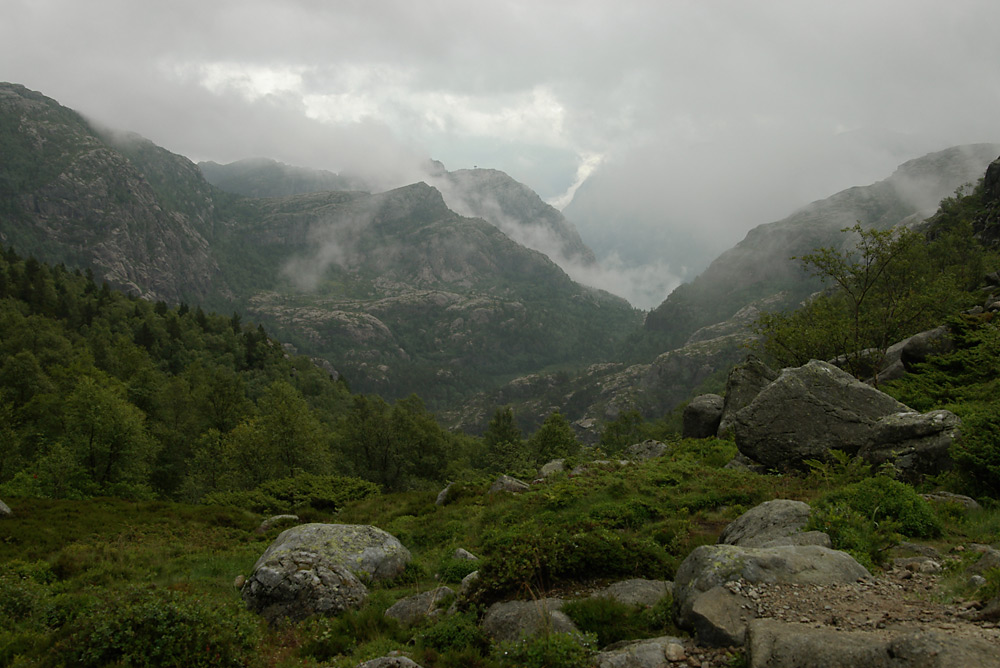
<box><xmin>480</xmin><ymin>598</ymin><xmax>579</xmax><ymax>643</ymax></box>
<box><xmin>747</xmin><ymin>619</ymin><xmax>1000</xmax><ymax>668</ymax></box>
<box><xmin>718</xmin><ymin>500</ymin><xmax>829</xmax><ymax>549</ymax></box>
<box><xmin>683</xmin><ymin>394</ymin><xmax>724</xmax><ymax>439</ymax></box>
<box><xmin>384</xmin><ymin>586</ymin><xmax>454</xmax><ymax>626</ymax></box>
<box><xmin>241</xmin><ymin>523</ymin><xmax>410</xmax><ymax>623</ymax></box>
<box><xmin>673</xmin><ymin>544</ymin><xmax>869</xmax><ymax>646</ymax></box>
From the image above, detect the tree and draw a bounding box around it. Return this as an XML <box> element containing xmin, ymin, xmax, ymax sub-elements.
<box><xmin>757</xmin><ymin>224</ymin><xmax>968</xmax><ymax>382</ymax></box>
<box><xmin>483</xmin><ymin>406</ymin><xmax>529</xmax><ymax>474</ymax></box>
<box><xmin>598</xmin><ymin>410</ymin><xmax>645</xmax><ymax>455</ymax></box>
<box><xmin>528</xmin><ymin>411</ymin><xmax>580</xmax><ymax>465</ymax></box>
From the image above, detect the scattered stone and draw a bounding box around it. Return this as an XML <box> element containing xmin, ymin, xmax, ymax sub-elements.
<box><xmin>458</xmin><ymin>570</ymin><xmax>480</xmax><ymax>598</ymax></box>
<box><xmin>452</xmin><ymin>548</ymin><xmax>478</xmax><ymax>561</ymax></box>
<box><xmin>356</xmin><ymin>657</ymin><xmax>423</xmax><ymax>668</ymax></box>
<box><xmin>480</xmin><ymin>599</ymin><xmax>578</xmax><ymax>643</ymax></box>
<box><xmin>0</xmin><ymin>498</ymin><xmax>10</xmax><ymax>517</ymax></box>
<box><xmin>682</xmin><ymin>394</ymin><xmax>724</xmax><ymax>439</ymax></box>
<box><xmin>625</xmin><ymin>439</ymin><xmax>670</xmax><ymax>461</ymax></box>
<box><xmin>435</xmin><ymin>482</ymin><xmax>453</xmax><ymax>506</ymax></box>
<box><xmin>385</xmin><ymin>587</ymin><xmax>454</xmax><ymax>626</ymax></box>
<box><xmin>233</xmin><ymin>574</ymin><xmax>246</xmax><ymax>589</ymax></box>
<box><xmin>255</xmin><ymin>514</ymin><xmax>299</xmax><ymax>535</ymax></box>
<box><xmin>538</xmin><ymin>459</ymin><xmax>566</xmax><ymax>478</ymax></box>
<box><xmin>489</xmin><ymin>475</ymin><xmax>530</xmax><ymax>494</ymax></box>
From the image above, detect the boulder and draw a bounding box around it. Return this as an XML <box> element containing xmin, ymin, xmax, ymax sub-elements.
<box><xmin>356</xmin><ymin>657</ymin><xmax>424</xmax><ymax>668</ymax></box>
<box><xmin>489</xmin><ymin>475</ymin><xmax>530</xmax><ymax>494</ymax></box>
<box><xmin>0</xmin><ymin>498</ymin><xmax>10</xmax><ymax>517</ymax></box>
<box><xmin>717</xmin><ymin>356</ymin><xmax>778</xmax><ymax>437</ymax></box>
<box><xmin>591</xmin><ymin>636</ymin><xmax>687</xmax><ymax>668</ymax></box>
<box><xmin>538</xmin><ymin>458</ymin><xmax>566</xmax><ymax>478</ymax></box>
<box><xmin>674</xmin><ymin>544</ymin><xmax>869</xmax><ymax>646</ymax></box>
<box><xmin>624</xmin><ymin>439</ymin><xmax>669</xmax><ymax>461</ymax></box>
<box><xmin>480</xmin><ymin>599</ymin><xmax>578</xmax><ymax>643</ymax></box>
<box><xmin>920</xmin><ymin>491</ymin><xmax>981</xmax><ymax>511</ymax></box>
<box><xmin>731</xmin><ymin>360</ymin><xmax>910</xmax><ymax>469</ymax></box>
<box><xmin>435</xmin><ymin>482</ymin><xmax>453</xmax><ymax>506</ymax></box>
<box><xmin>682</xmin><ymin>394</ymin><xmax>724</xmax><ymax>439</ymax></box>
<box><xmin>453</xmin><ymin>548</ymin><xmax>478</xmax><ymax>561</ymax></box>
<box><xmin>384</xmin><ymin>586</ymin><xmax>454</xmax><ymax>626</ymax></box>
<box><xmin>900</xmin><ymin>325</ymin><xmax>954</xmax><ymax>369</ymax></box>
<box><xmin>718</xmin><ymin>499</ymin><xmax>829</xmax><ymax>549</ymax></box>
<box><xmin>859</xmin><ymin>410</ymin><xmax>960</xmax><ymax>482</ymax></box>
<box><xmin>458</xmin><ymin>570</ymin><xmax>480</xmax><ymax>598</ymax></box>
<box><xmin>242</xmin><ymin>523</ymin><xmax>411</xmax><ymax>622</ymax></box>
<box><xmin>590</xmin><ymin>579</ymin><xmax>673</xmax><ymax>608</ymax></box>
<box><xmin>747</xmin><ymin>619</ymin><xmax>1000</xmax><ymax>668</ymax></box>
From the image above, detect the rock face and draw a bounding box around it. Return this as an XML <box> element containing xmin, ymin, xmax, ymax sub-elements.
<box><xmin>480</xmin><ymin>599</ymin><xmax>579</xmax><ymax>643</ymax></box>
<box><xmin>384</xmin><ymin>586</ymin><xmax>454</xmax><ymax>626</ymax></box>
<box><xmin>731</xmin><ymin>360</ymin><xmax>910</xmax><ymax>469</ymax></box>
<box><xmin>682</xmin><ymin>394</ymin><xmax>724</xmax><ymax>439</ymax></box>
<box><xmin>717</xmin><ymin>356</ymin><xmax>779</xmax><ymax>438</ymax></box>
<box><xmin>673</xmin><ymin>544</ymin><xmax>869</xmax><ymax>646</ymax></box>
<box><xmin>747</xmin><ymin>619</ymin><xmax>1000</xmax><ymax>668</ymax></box>
<box><xmin>860</xmin><ymin>410</ymin><xmax>961</xmax><ymax>482</ymax></box>
<box><xmin>242</xmin><ymin>523</ymin><xmax>411</xmax><ymax>622</ymax></box>
<box><xmin>718</xmin><ymin>500</ymin><xmax>829</xmax><ymax>549</ymax></box>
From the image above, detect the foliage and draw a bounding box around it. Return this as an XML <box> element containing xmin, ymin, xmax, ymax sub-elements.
<box><xmin>598</xmin><ymin>410</ymin><xmax>646</xmax><ymax>455</ymax></box>
<box><xmin>494</xmin><ymin>631</ymin><xmax>596</xmax><ymax>668</ymax></box>
<box><xmin>201</xmin><ymin>473</ymin><xmax>379</xmax><ymax>514</ymax></box>
<box><xmin>483</xmin><ymin>407</ymin><xmax>530</xmax><ymax>475</ymax></box>
<box><xmin>561</xmin><ymin>595</ymin><xmax>674</xmax><ymax>647</ymax></box>
<box><xmin>415</xmin><ymin>610</ymin><xmax>490</xmax><ymax>655</ymax></box>
<box><xmin>755</xmin><ymin>223</ymin><xmax>977</xmax><ymax>381</ymax></box>
<box><xmin>299</xmin><ymin>603</ymin><xmax>405</xmax><ymax>662</ymax></box>
<box><xmin>527</xmin><ymin>411</ymin><xmax>580</xmax><ymax>466</ymax></box>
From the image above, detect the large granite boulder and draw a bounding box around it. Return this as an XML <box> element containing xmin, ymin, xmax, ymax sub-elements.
<box><xmin>747</xmin><ymin>619</ymin><xmax>1000</xmax><ymax>668</ymax></box>
<box><xmin>242</xmin><ymin>523</ymin><xmax>411</xmax><ymax>623</ymax></box>
<box><xmin>731</xmin><ymin>360</ymin><xmax>910</xmax><ymax>469</ymax></box>
<box><xmin>717</xmin><ymin>356</ymin><xmax>779</xmax><ymax>438</ymax></box>
<box><xmin>859</xmin><ymin>409</ymin><xmax>960</xmax><ymax>482</ymax></box>
<box><xmin>480</xmin><ymin>599</ymin><xmax>579</xmax><ymax>643</ymax></box>
<box><xmin>682</xmin><ymin>394</ymin><xmax>724</xmax><ymax>439</ymax></box>
<box><xmin>385</xmin><ymin>586</ymin><xmax>454</xmax><ymax>626</ymax></box>
<box><xmin>718</xmin><ymin>500</ymin><xmax>829</xmax><ymax>549</ymax></box>
<box><xmin>674</xmin><ymin>544</ymin><xmax>869</xmax><ymax>646</ymax></box>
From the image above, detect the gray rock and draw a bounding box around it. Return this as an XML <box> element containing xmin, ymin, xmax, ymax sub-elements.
<box><xmin>458</xmin><ymin>570</ymin><xmax>480</xmax><ymax>598</ymax></box>
<box><xmin>241</xmin><ymin>554</ymin><xmax>367</xmax><ymax>623</ymax></box>
<box><xmin>538</xmin><ymin>459</ymin><xmax>566</xmax><ymax>478</ymax></box>
<box><xmin>435</xmin><ymin>482</ymin><xmax>453</xmax><ymax>506</ymax></box>
<box><xmin>920</xmin><ymin>491</ymin><xmax>981</xmax><ymax>510</ymax></box>
<box><xmin>590</xmin><ymin>579</ymin><xmax>673</xmax><ymax>608</ymax></box>
<box><xmin>255</xmin><ymin>514</ymin><xmax>299</xmax><ymax>535</ymax></box>
<box><xmin>0</xmin><ymin>498</ymin><xmax>10</xmax><ymax>517</ymax></box>
<box><xmin>254</xmin><ymin>524</ymin><xmax>411</xmax><ymax>584</ymax></box>
<box><xmin>732</xmin><ymin>360</ymin><xmax>910</xmax><ymax>469</ymax></box>
<box><xmin>900</xmin><ymin>325</ymin><xmax>954</xmax><ymax>369</ymax></box>
<box><xmin>356</xmin><ymin>657</ymin><xmax>424</xmax><ymax>668</ymax></box>
<box><xmin>453</xmin><ymin>548</ymin><xmax>478</xmax><ymax>561</ymax></box>
<box><xmin>683</xmin><ymin>394</ymin><xmax>725</xmax><ymax>439</ymax></box>
<box><xmin>717</xmin><ymin>356</ymin><xmax>778</xmax><ymax>438</ymax></box>
<box><xmin>674</xmin><ymin>544</ymin><xmax>869</xmax><ymax>646</ymax></box>
<box><xmin>384</xmin><ymin>586</ymin><xmax>454</xmax><ymax>626</ymax></box>
<box><xmin>480</xmin><ymin>599</ymin><xmax>578</xmax><ymax>643</ymax></box>
<box><xmin>860</xmin><ymin>410</ymin><xmax>960</xmax><ymax>482</ymax></box>
<box><xmin>747</xmin><ymin>619</ymin><xmax>1000</xmax><ymax>668</ymax></box>
<box><xmin>489</xmin><ymin>475</ymin><xmax>530</xmax><ymax>494</ymax></box>
<box><xmin>717</xmin><ymin>500</ymin><xmax>813</xmax><ymax>548</ymax></box>
<box><xmin>624</xmin><ymin>439</ymin><xmax>669</xmax><ymax>461</ymax></box>
<box><xmin>592</xmin><ymin>636</ymin><xmax>687</xmax><ymax>668</ymax></box>
<box><xmin>968</xmin><ymin>544</ymin><xmax>1000</xmax><ymax>576</ymax></box>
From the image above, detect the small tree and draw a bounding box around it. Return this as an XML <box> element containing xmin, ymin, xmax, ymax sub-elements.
<box><xmin>528</xmin><ymin>411</ymin><xmax>580</xmax><ymax>465</ymax></box>
<box><xmin>483</xmin><ymin>407</ymin><xmax>529</xmax><ymax>474</ymax></box>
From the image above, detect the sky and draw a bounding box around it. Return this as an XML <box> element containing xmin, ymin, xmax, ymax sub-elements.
<box><xmin>4</xmin><ymin>0</ymin><xmax>1000</xmax><ymax>308</ymax></box>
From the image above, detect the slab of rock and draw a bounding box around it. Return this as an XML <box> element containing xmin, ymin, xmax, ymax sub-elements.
<box><xmin>624</xmin><ymin>439</ymin><xmax>670</xmax><ymax>461</ymax></box>
<box><xmin>255</xmin><ymin>514</ymin><xmax>299</xmax><ymax>535</ymax></box>
<box><xmin>0</xmin><ymin>498</ymin><xmax>10</xmax><ymax>517</ymax></box>
<box><xmin>458</xmin><ymin>570</ymin><xmax>480</xmax><ymax>598</ymax></box>
<box><xmin>900</xmin><ymin>325</ymin><xmax>954</xmax><ymax>369</ymax></box>
<box><xmin>489</xmin><ymin>475</ymin><xmax>530</xmax><ymax>494</ymax></box>
<box><xmin>674</xmin><ymin>544</ymin><xmax>869</xmax><ymax>646</ymax></box>
<box><xmin>453</xmin><ymin>548</ymin><xmax>478</xmax><ymax>561</ymax></box>
<box><xmin>860</xmin><ymin>410</ymin><xmax>960</xmax><ymax>482</ymax></box>
<box><xmin>683</xmin><ymin>394</ymin><xmax>724</xmax><ymax>439</ymax></box>
<box><xmin>718</xmin><ymin>499</ymin><xmax>829</xmax><ymax>548</ymax></box>
<box><xmin>592</xmin><ymin>636</ymin><xmax>687</xmax><ymax>668</ymax></box>
<box><xmin>590</xmin><ymin>579</ymin><xmax>673</xmax><ymax>608</ymax></box>
<box><xmin>538</xmin><ymin>458</ymin><xmax>566</xmax><ymax>478</ymax></box>
<box><xmin>747</xmin><ymin>619</ymin><xmax>1000</xmax><ymax>668</ymax></box>
<box><xmin>920</xmin><ymin>491</ymin><xmax>980</xmax><ymax>511</ymax></box>
<box><xmin>718</xmin><ymin>356</ymin><xmax>779</xmax><ymax>438</ymax></box>
<box><xmin>385</xmin><ymin>586</ymin><xmax>454</xmax><ymax>626</ymax></box>
<box><xmin>481</xmin><ymin>598</ymin><xmax>578</xmax><ymax>643</ymax></box>
<box><xmin>732</xmin><ymin>360</ymin><xmax>910</xmax><ymax>469</ymax></box>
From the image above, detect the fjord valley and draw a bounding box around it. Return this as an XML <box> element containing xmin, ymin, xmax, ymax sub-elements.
<box><xmin>2</xmin><ymin>82</ymin><xmax>1000</xmax><ymax>668</ymax></box>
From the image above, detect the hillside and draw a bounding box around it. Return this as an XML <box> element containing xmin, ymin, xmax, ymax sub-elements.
<box><xmin>0</xmin><ymin>83</ymin><xmax>640</xmax><ymax>406</ymax></box>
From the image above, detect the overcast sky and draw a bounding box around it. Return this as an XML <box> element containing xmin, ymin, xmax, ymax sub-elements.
<box><xmin>4</xmin><ymin>0</ymin><xmax>1000</xmax><ymax>307</ymax></box>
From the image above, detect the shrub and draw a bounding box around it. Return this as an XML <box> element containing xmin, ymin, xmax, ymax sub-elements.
<box><xmin>415</xmin><ymin>610</ymin><xmax>489</xmax><ymax>654</ymax></box>
<box><xmin>820</xmin><ymin>476</ymin><xmax>942</xmax><ymax>538</ymax></box>
<box><xmin>53</xmin><ymin>587</ymin><xmax>259</xmax><ymax>668</ymax></box>
<box><xmin>299</xmin><ymin>603</ymin><xmax>404</xmax><ymax>662</ymax></box>
<box><xmin>495</xmin><ymin>631</ymin><xmax>596</xmax><ymax>668</ymax></box>
<box><xmin>202</xmin><ymin>473</ymin><xmax>379</xmax><ymax>513</ymax></box>
<box><xmin>561</xmin><ymin>595</ymin><xmax>674</xmax><ymax>647</ymax></box>
<box><xmin>438</xmin><ymin>555</ymin><xmax>481</xmax><ymax>584</ymax></box>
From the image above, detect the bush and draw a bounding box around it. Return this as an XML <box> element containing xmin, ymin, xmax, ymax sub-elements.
<box><xmin>495</xmin><ymin>631</ymin><xmax>596</xmax><ymax>668</ymax></box>
<box><xmin>820</xmin><ymin>476</ymin><xmax>942</xmax><ymax>538</ymax></box>
<box><xmin>438</xmin><ymin>555</ymin><xmax>481</xmax><ymax>584</ymax></box>
<box><xmin>53</xmin><ymin>587</ymin><xmax>259</xmax><ymax>668</ymax></box>
<box><xmin>299</xmin><ymin>603</ymin><xmax>404</xmax><ymax>662</ymax></box>
<box><xmin>415</xmin><ymin>610</ymin><xmax>489</xmax><ymax>654</ymax></box>
<box><xmin>202</xmin><ymin>473</ymin><xmax>379</xmax><ymax>513</ymax></box>
<box><xmin>561</xmin><ymin>595</ymin><xmax>674</xmax><ymax>647</ymax></box>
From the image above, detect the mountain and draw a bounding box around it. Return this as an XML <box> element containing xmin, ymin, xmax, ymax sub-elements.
<box><xmin>644</xmin><ymin>144</ymin><xmax>1000</xmax><ymax>347</ymax></box>
<box><xmin>198</xmin><ymin>157</ymin><xmax>362</xmax><ymax>197</ymax></box>
<box><xmin>0</xmin><ymin>83</ymin><xmax>640</xmax><ymax>406</ymax></box>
